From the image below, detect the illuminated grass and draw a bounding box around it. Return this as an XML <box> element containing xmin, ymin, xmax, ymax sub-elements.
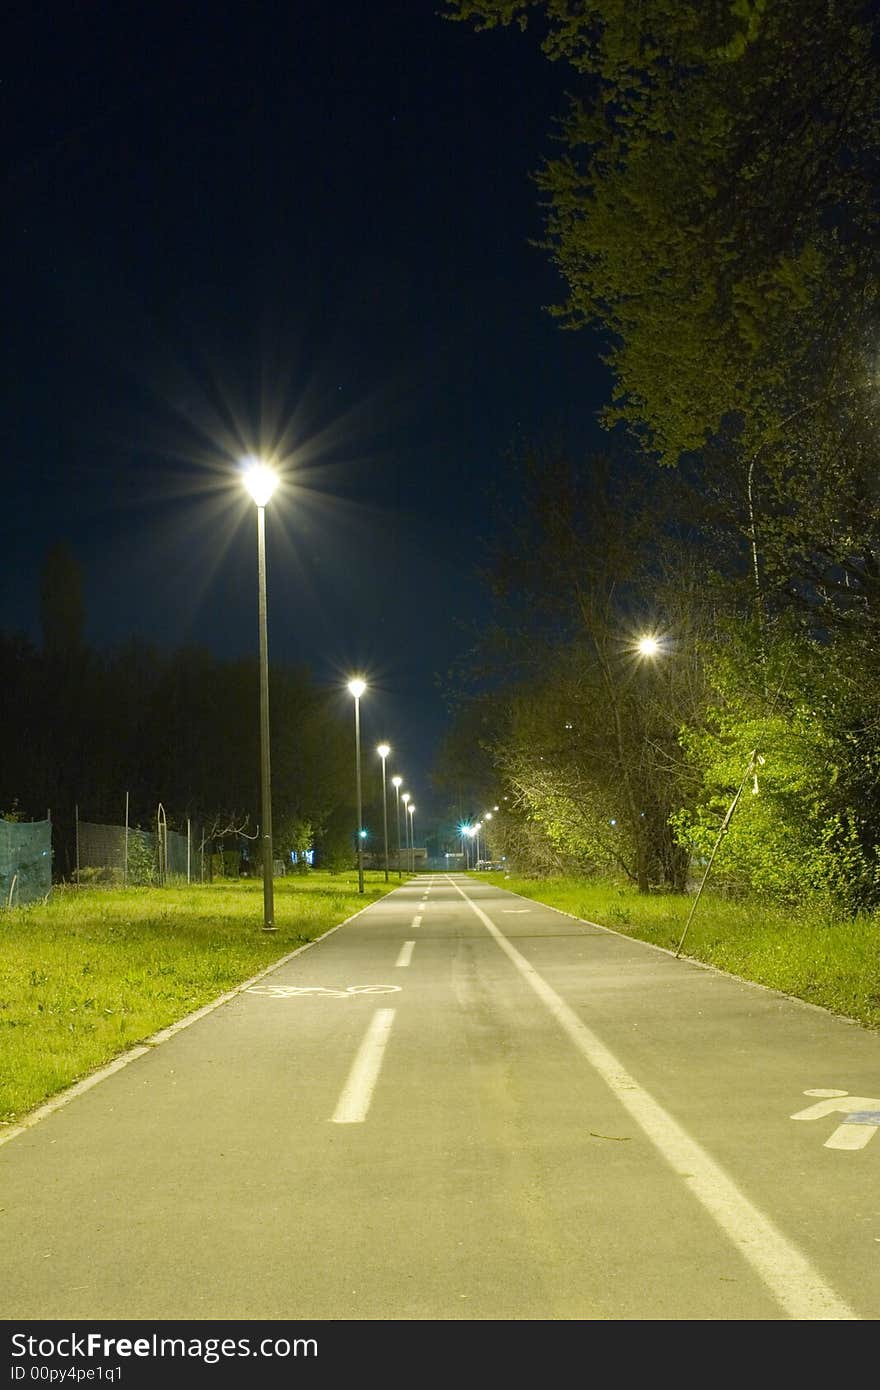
<box><xmin>479</xmin><ymin>873</ymin><xmax>880</xmax><ymax>1030</ymax></box>
<box><xmin>0</xmin><ymin>870</ymin><xmax>399</xmax><ymax>1126</ymax></box>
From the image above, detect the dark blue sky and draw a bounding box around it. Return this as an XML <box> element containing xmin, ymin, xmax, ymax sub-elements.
<box><xmin>2</xmin><ymin>0</ymin><xmax>610</xmax><ymax>820</ymax></box>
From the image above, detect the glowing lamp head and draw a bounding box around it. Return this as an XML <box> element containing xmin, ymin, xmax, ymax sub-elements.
<box><xmin>392</xmin><ymin>776</ymin><xmax>402</xmax><ymax>789</ymax></box>
<box><xmin>401</xmin><ymin>793</ymin><xmax>410</xmax><ymax>805</ymax></box>
<box><xmin>408</xmin><ymin>804</ymin><xmax>415</xmax><ymax>815</ymax></box>
<box><xmin>242</xmin><ymin>459</ymin><xmax>279</xmax><ymax>507</ymax></box>
<box><xmin>347</xmin><ymin>678</ymin><xmax>366</xmax><ymax>699</ymax></box>
<box><xmin>377</xmin><ymin>743</ymin><xmax>390</xmax><ymax>759</ymax></box>
<box><xmin>637</xmin><ymin>635</ymin><xmax>660</xmax><ymax>658</ymax></box>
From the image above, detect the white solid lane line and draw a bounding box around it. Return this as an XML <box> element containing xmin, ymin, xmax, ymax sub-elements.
<box><xmin>395</xmin><ymin>941</ymin><xmax>415</xmax><ymax>968</ymax></box>
<box><xmin>330</xmin><ymin>1008</ymin><xmax>396</xmax><ymax>1124</ymax></box>
<box><xmin>447</xmin><ymin>874</ymin><xmax>858</xmax><ymax>1322</ymax></box>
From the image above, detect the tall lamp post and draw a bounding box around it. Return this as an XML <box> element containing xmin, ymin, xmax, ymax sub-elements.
<box><xmin>407</xmin><ymin>802</ymin><xmax>416</xmax><ymax>874</ymax></box>
<box><xmin>243</xmin><ymin>459</ymin><xmax>279</xmax><ymax>932</ymax></box>
<box><xmin>401</xmin><ymin>793</ymin><xmax>410</xmax><ymax>876</ymax></box>
<box><xmin>377</xmin><ymin>743</ymin><xmax>391</xmax><ymax>883</ymax></box>
<box><xmin>348</xmin><ymin>678</ymin><xmax>367</xmax><ymax>893</ymax></box>
<box><xmin>391</xmin><ymin>776</ymin><xmax>403</xmax><ymax>879</ymax></box>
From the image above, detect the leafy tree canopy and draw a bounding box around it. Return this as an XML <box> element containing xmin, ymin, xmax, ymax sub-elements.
<box><xmin>446</xmin><ymin>1</ymin><xmax>880</xmax><ymax>468</ymax></box>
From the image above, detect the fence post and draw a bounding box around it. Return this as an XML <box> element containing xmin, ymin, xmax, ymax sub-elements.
<box><xmin>156</xmin><ymin>803</ymin><xmax>167</xmax><ymax>885</ymax></box>
<box><xmin>124</xmin><ymin>792</ymin><xmax>129</xmax><ymax>887</ymax></box>
<box><xmin>187</xmin><ymin>818</ymin><xmax>191</xmax><ymax>884</ymax></box>
<box><xmin>75</xmin><ymin>804</ymin><xmax>80</xmax><ymax>887</ymax></box>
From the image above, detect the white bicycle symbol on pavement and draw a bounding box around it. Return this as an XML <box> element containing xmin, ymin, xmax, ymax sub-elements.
<box><xmin>246</xmin><ymin>984</ymin><xmax>402</xmax><ymax>999</ymax></box>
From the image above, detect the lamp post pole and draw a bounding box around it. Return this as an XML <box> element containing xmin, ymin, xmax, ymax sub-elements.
<box><xmin>243</xmin><ymin>459</ymin><xmax>279</xmax><ymax>932</ymax></box>
<box><xmin>401</xmin><ymin>793</ymin><xmax>410</xmax><ymax>876</ymax></box>
<box><xmin>408</xmin><ymin>804</ymin><xmax>416</xmax><ymax>874</ymax></box>
<box><xmin>392</xmin><ymin>776</ymin><xmax>403</xmax><ymax>880</ymax></box>
<box><xmin>348</xmin><ymin>679</ymin><xmax>366</xmax><ymax>893</ymax></box>
<box><xmin>377</xmin><ymin>744</ymin><xmax>390</xmax><ymax>883</ymax></box>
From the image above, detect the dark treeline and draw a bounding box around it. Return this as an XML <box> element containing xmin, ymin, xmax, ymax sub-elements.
<box><xmin>1</xmin><ymin>544</ymin><xmax>360</xmax><ymax>878</ymax></box>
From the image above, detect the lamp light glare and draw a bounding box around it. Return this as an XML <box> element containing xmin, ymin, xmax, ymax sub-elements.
<box><xmin>242</xmin><ymin>460</ymin><xmax>279</xmax><ymax>507</ymax></box>
<box><xmin>637</xmin><ymin>635</ymin><xmax>660</xmax><ymax>658</ymax></box>
<box><xmin>377</xmin><ymin>743</ymin><xmax>391</xmax><ymax>759</ymax></box>
<box><xmin>347</xmin><ymin>678</ymin><xmax>366</xmax><ymax>699</ymax></box>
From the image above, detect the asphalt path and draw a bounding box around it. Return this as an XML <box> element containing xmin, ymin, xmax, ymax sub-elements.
<box><xmin>1</xmin><ymin>873</ymin><xmax>879</xmax><ymax>1322</ymax></box>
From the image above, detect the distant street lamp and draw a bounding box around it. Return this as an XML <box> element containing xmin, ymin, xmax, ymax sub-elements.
<box><xmin>377</xmin><ymin>743</ymin><xmax>391</xmax><ymax>883</ymax></box>
<box><xmin>348</xmin><ymin>678</ymin><xmax>367</xmax><ymax>893</ymax></box>
<box><xmin>242</xmin><ymin>458</ymin><xmax>280</xmax><ymax>932</ymax></box>
<box><xmin>401</xmin><ymin>793</ymin><xmax>411</xmax><ymax>875</ymax></box>
<box><xmin>391</xmin><ymin>775</ymin><xmax>403</xmax><ymax>879</ymax></box>
<box><xmin>637</xmin><ymin>634</ymin><xmax>661</xmax><ymax>658</ymax></box>
<box><xmin>407</xmin><ymin>802</ymin><xmax>416</xmax><ymax>874</ymax></box>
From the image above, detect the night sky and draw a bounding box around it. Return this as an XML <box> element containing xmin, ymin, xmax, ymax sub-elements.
<box><xmin>2</xmin><ymin>0</ymin><xmax>609</xmax><ymax>821</ymax></box>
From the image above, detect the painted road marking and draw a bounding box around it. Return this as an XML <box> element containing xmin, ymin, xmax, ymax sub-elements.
<box><xmin>331</xmin><ymin>1008</ymin><xmax>396</xmax><ymax>1124</ymax></box>
<box><xmin>446</xmin><ymin>874</ymin><xmax>859</xmax><ymax>1321</ymax></box>
<box><xmin>411</xmin><ymin>915</ymin><xmax>422</xmax><ymax>929</ymax></box>
<box><xmin>791</xmin><ymin>1091</ymin><xmax>880</xmax><ymax>1150</ymax></box>
<box><xmin>247</xmin><ymin>984</ymin><xmax>401</xmax><ymax>999</ymax></box>
<box><xmin>502</xmin><ymin>909</ymin><xmax>531</xmax><ymax>914</ymax></box>
<box><xmin>395</xmin><ymin>941</ymin><xmax>415</xmax><ymax>968</ymax></box>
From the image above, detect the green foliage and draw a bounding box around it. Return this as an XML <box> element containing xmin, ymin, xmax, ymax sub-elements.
<box><xmin>672</xmin><ymin>624</ymin><xmax>880</xmax><ymax>909</ymax></box>
<box><xmin>125</xmin><ymin>832</ymin><xmax>158</xmax><ymax>887</ymax></box>
<box><xmin>447</xmin><ymin>0</ymin><xmax>880</xmax><ymax>471</ymax></box>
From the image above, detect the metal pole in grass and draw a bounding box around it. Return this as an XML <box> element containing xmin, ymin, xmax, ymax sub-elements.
<box><xmin>124</xmin><ymin>791</ymin><xmax>129</xmax><ymax>887</ymax></box>
<box><xmin>242</xmin><ymin>458</ymin><xmax>280</xmax><ymax>932</ymax></box>
<box><xmin>347</xmin><ymin>679</ymin><xmax>367</xmax><ymax>892</ymax></box>
<box><xmin>391</xmin><ymin>776</ymin><xmax>403</xmax><ymax>880</ymax></box>
<box><xmin>675</xmin><ymin>749</ymin><xmax>760</xmax><ymax>959</ymax></box>
<box><xmin>377</xmin><ymin>743</ymin><xmax>391</xmax><ymax>883</ymax></box>
<box><xmin>75</xmin><ymin>803</ymin><xmax>80</xmax><ymax>887</ymax></box>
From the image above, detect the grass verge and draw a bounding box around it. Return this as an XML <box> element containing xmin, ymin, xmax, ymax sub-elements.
<box><xmin>0</xmin><ymin>870</ymin><xmax>401</xmax><ymax>1127</ymax></box>
<box><xmin>478</xmin><ymin>872</ymin><xmax>880</xmax><ymax>1031</ymax></box>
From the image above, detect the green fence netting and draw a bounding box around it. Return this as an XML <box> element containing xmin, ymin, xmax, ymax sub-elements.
<box><xmin>0</xmin><ymin>819</ymin><xmax>52</xmax><ymax>907</ymax></box>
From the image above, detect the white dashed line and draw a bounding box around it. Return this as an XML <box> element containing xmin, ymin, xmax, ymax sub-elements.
<box><xmin>395</xmin><ymin>941</ymin><xmax>415</xmax><ymax>968</ymax></box>
<box><xmin>330</xmin><ymin>1009</ymin><xmax>396</xmax><ymax>1124</ymax></box>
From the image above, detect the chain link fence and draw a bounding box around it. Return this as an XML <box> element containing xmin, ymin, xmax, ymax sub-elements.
<box><xmin>0</xmin><ymin>819</ymin><xmax>52</xmax><ymax>906</ymax></box>
<box><xmin>75</xmin><ymin>806</ymin><xmax>206</xmax><ymax>886</ymax></box>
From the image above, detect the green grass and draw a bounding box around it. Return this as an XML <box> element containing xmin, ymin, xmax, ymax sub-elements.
<box><xmin>0</xmin><ymin>870</ymin><xmax>401</xmax><ymax>1127</ymax></box>
<box><xmin>477</xmin><ymin>873</ymin><xmax>880</xmax><ymax>1030</ymax></box>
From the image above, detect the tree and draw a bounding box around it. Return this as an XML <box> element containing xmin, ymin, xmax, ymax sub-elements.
<box><xmin>446</xmin><ymin>1</ymin><xmax>880</xmax><ymax>632</ymax></box>
<box><xmin>436</xmin><ymin>444</ymin><xmax>714</xmax><ymax>890</ymax></box>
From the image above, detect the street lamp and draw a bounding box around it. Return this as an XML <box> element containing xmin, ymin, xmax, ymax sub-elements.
<box><xmin>242</xmin><ymin>458</ymin><xmax>279</xmax><ymax>932</ymax></box>
<box><xmin>401</xmin><ymin>793</ymin><xmax>410</xmax><ymax>876</ymax></box>
<box><xmin>377</xmin><ymin>743</ymin><xmax>391</xmax><ymax>883</ymax></box>
<box><xmin>407</xmin><ymin>803</ymin><xmax>416</xmax><ymax>874</ymax></box>
<box><xmin>348</xmin><ymin>677</ymin><xmax>367</xmax><ymax>893</ymax></box>
<box><xmin>391</xmin><ymin>775</ymin><xmax>403</xmax><ymax>879</ymax></box>
<box><xmin>637</xmin><ymin>634</ymin><xmax>661</xmax><ymax>658</ymax></box>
